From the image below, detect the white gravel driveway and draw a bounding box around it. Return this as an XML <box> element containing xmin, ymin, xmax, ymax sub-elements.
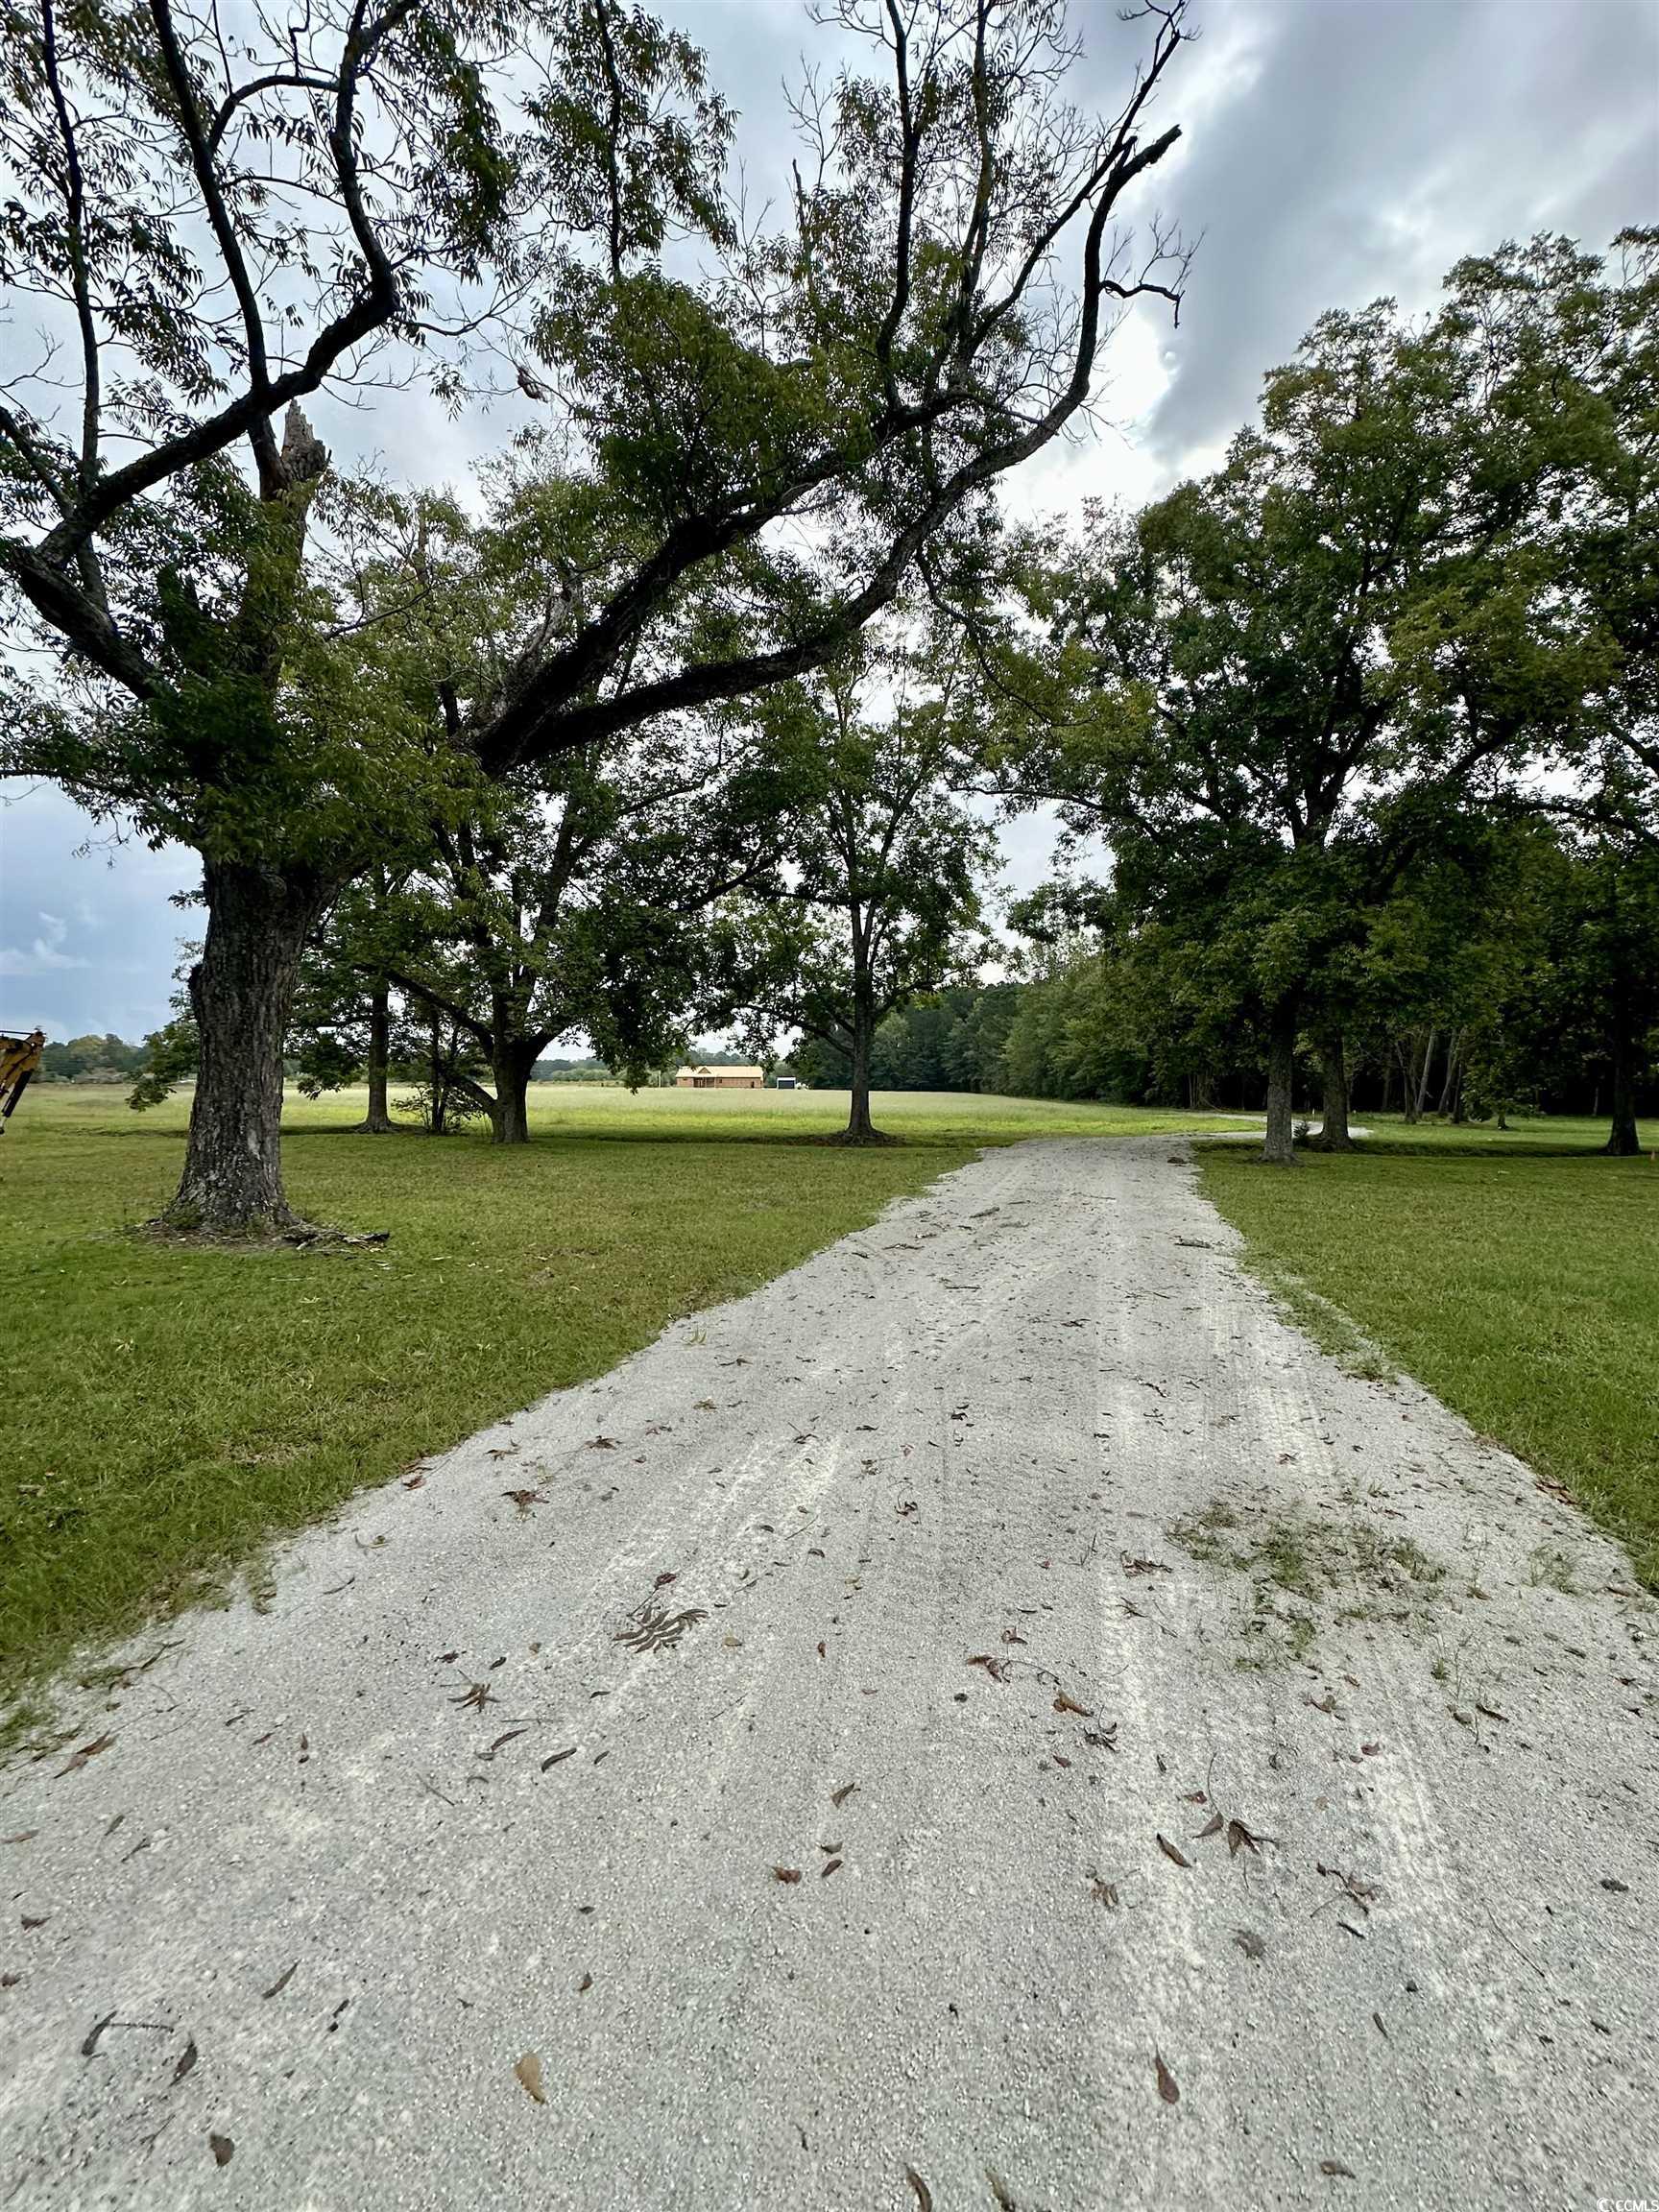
<box><xmin>2</xmin><ymin>1136</ymin><xmax>1655</xmax><ymax>2210</ymax></box>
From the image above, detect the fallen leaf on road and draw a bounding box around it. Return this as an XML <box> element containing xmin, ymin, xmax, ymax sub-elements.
<box><xmin>614</xmin><ymin>1606</ymin><xmax>707</xmax><ymax>1653</ymax></box>
<box><xmin>3</xmin><ymin>1832</ymin><xmax>37</xmax><ymax>1845</ymax></box>
<box><xmin>1196</xmin><ymin>1814</ymin><xmax>1223</xmax><ymax>1840</ymax></box>
<box><xmin>968</xmin><ymin>1654</ymin><xmax>1010</xmax><ymax>1682</ymax></box>
<box><xmin>1000</xmin><ymin>1629</ymin><xmax>1027</xmax><ymax>1646</ymax></box>
<box><xmin>773</xmin><ymin>1866</ymin><xmax>803</xmax><ymax>1885</ymax></box>
<box><xmin>830</xmin><ymin>1782</ymin><xmax>859</xmax><ymax>1808</ymax></box>
<box><xmin>821</xmin><ymin>1858</ymin><xmax>843</xmax><ymax>1879</ymax></box>
<box><xmin>1232</xmin><ymin>1928</ymin><xmax>1265</xmax><ymax>1960</ymax></box>
<box><xmin>262</xmin><ymin>1963</ymin><xmax>298</xmax><ymax>2001</ymax></box>
<box><xmin>587</xmin><ymin>1436</ymin><xmax>618</xmax><ymax>1451</ymax></box>
<box><xmin>209</xmin><ymin>2134</ymin><xmax>233</xmax><ymax>2167</ymax></box>
<box><xmin>904</xmin><ymin>2167</ymin><xmax>934</xmax><ymax>2212</ymax></box>
<box><xmin>515</xmin><ymin>2053</ymin><xmax>546</xmax><ymax>2104</ymax></box>
<box><xmin>1226</xmin><ymin>1818</ymin><xmax>1265</xmax><ymax>1859</ymax></box>
<box><xmin>1156</xmin><ymin>1834</ymin><xmax>1190</xmax><ymax>1868</ymax></box>
<box><xmin>1155</xmin><ymin>2052</ymin><xmax>1180</xmax><ymax>2104</ymax></box>
<box><xmin>451</xmin><ymin>1683</ymin><xmax>496</xmax><ymax>1711</ymax></box>
<box><xmin>541</xmin><ymin>1747</ymin><xmax>577</xmax><ymax>1771</ymax></box>
<box><xmin>1053</xmin><ymin>1694</ymin><xmax>1092</xmax><ymax>1718</ymax></box>
<box><xmin>577</xmin><ymin>1974</ymin><xmax>592</xmax><ymax>1994</ymax></box>
<box><xmin>502</xmin><ymin>1489</ymin><xmax>549</xmax><ymax>1517</ymax></box>
<box><xmin>1091</xmin><ymin>1878</ymin><xmax>1118</xmax><ymax>1909</ymax></box>
<box><xmin>1319</xmin><ymin>2160</ymin><xmax>1356</xmax><ymax>2178</ymax></box>
<box><xmin>173</xmin><ymin>2038</ymin><xmax>198</xmax><ymax>2084</ymax></box>
<box><xmin>57</xmin><ymin>1733</ymin><xmax>115</xmax><ymax>1777</ymax></box>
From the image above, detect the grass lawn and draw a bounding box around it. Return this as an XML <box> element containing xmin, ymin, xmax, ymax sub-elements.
<box><xmin>1200</xmin><ymin>1115</ymin><xmax>1659</xmax><ymax>1587</ymax></box>
<box><xmin>2</xmin><ymin>1083</ymin><xmax>1246</xmax><ymax>1722</ymax></box>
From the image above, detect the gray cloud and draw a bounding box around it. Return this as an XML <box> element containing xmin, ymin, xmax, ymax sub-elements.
<box><xmin>1121</xmin><ymin>0</ymin><xmax>1659</xmax><ymax>474</ymax></box>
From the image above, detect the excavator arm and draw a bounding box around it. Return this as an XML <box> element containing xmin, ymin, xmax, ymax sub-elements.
<box><xmin>0</xmin><ymin>1029</ymin><xmax>45</xmax><ymax>1129</ymax></box>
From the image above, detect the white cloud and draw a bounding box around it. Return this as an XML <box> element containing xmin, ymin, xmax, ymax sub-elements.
<box><xmin>0</xmin><ymin>910</ymin><xmax>91</xmax><ymax>976</ymax></box>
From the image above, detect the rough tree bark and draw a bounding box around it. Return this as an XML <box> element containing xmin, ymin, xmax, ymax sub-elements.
<box><xmin>1260</xmin><ymin>997</ymin><xmax>1299</xmax><ymax>1166</ymax></box>
<box><xmin>355</xmin><ymin>982</ymin><xmax>396</xmax><ymax>1133</ymax></box>
<box><xmin>1310</xmin><ymin>1033</ymin><xmax>1356</xmax><ymax>1151</ymax></box>
<box><xmin>157</xmin><ymin>859</ymin><xmax>328</xmax><ymax>1234</ymax></box>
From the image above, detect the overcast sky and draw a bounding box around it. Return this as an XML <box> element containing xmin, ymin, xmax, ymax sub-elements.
<box><xmin>3</xmin><ymin>0</ymin><xmax>1655</xmax><ymax>1042</ymax></box>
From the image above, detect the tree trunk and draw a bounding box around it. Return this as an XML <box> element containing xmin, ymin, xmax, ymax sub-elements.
<box><xmin>356</xmin><ymin>982</ymin><xmax>396</xmax><ymax>1133</ymax></box>
<box><xmin>156</xmin><ymin>858</ymin><xmax>326</xmax><ymax>1235</ymax></box>
<box><xmin>1311</xmin><ymin>1033</ymin><xmax>1356</xmax><ymax>1151</ymax></box>
<box><xmin>1380</xmin><ymin>1057</ymin><xmax>1394</xmax><ymax>1117</ymax></box>
<box><xmin>1603</xmin><ymin>1016</ymin><xmax>1642</xmax><ymax>1156</ymax></box>
<box><xmin>1260</xmin><ymin>997</ymin><xmax>1299</xmax><ymax>1166</ymax></box>
<box><xmin>1436</xmin><ymin>1030</ymin><xmax>1461</xmax><ymax>1118</ymax></box>
<box><xmin>844</xmin><ymin>1000</ymin><xmax>880</xmax><ymax>1142</ymax></box>
<box><xmin>1412</xmin><ymin>1027</ymin><xmax>1437</xmax><ymax>1122</ymax></box>
<box><xmin>489</xmin><ymin>1029</ymin><xmax>539</xmax><ymax>1145</ymax></box>
<box><xmin>1397</xmin><ymin>1040</ymin><xmax>1419</xmax><ymax>1124</ymax></box>
<box><xmin>428</xmin><ymin>1015</ymin><xmax>449</xmax><ymax>1134</ymax></box>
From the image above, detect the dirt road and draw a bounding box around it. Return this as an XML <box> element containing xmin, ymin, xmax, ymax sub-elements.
<box><xmin>3</xmin><ymin>1138</ymin><xmax>1654</xmax><ymax>2209</ymax></box>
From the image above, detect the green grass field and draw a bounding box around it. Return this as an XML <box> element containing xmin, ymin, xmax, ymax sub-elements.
<box><xmin>0</xmin><ymin>1083</ymin><xmax>1244</xmax><ymax>1722</ymax></box>
<box><xmin>1200</xmin><ymin>1117</ymin><xmax>1659</xmax><ymax>1586</ymax></box>
<box><xmin>6</xmin><ymin>1086</ymin><xmax>1653</xmax><ymax>1728</ymax></box>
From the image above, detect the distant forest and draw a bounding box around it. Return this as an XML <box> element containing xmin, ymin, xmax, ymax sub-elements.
<box><xmin>794</xmin><ymin>940</ymin><xmax>1641</xmax><ymax>1123</ymax></box>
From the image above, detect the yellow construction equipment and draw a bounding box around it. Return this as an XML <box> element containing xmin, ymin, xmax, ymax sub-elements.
<box><xmin>0</xmin><ymin>1028</ymin><xmax>45</xmax><ymax>1130</ymax></box>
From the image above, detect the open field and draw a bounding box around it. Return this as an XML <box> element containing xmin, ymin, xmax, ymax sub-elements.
<box><xmin>0</xmin><ymin>1084</ymin><xmax>1249</xmax><ymax>1719</ymax></box>
<box><xmin>8</xmin><ymin>1086</ymin><xmax>1652</xmax><ymax>1724</ymax></box>
<box><xmin>1201</xmin><ymin>1116</ymin><xmax>1659</xmax><ymax>1584</ymax></box>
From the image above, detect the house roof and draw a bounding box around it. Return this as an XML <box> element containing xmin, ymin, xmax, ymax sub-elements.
<box><xmin>675</xmin><ymin>1064</ymin><xmax>765</xmax><ymax>1078</ymax></box>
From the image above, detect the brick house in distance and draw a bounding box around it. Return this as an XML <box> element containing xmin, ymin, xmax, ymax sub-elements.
<box><xmin>675</xmin><ymin>1063</ymin><xmax>765</xmax><ymax>1090</ymax></box>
